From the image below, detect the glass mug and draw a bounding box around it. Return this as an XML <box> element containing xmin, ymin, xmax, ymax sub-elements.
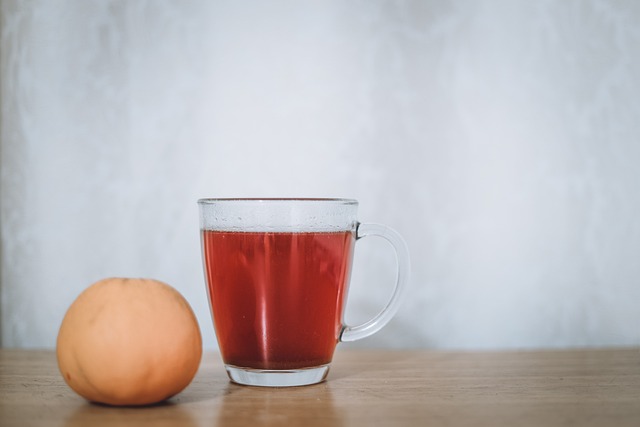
<box><xmin>198</xmin><ymin>198</ymin><xmax>410</xmax><ymax>387</ymax></box>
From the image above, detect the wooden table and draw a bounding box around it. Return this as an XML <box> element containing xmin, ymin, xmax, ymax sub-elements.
<box><xmin>1</xmin><ymin>348</ymin><xmax>639</xmax><ymax>426</ymax></box>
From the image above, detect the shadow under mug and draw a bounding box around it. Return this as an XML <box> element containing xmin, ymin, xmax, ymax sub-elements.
<box><xmin>198</xmin><ymin>198</ymin><xmax>410</xmax><ymax>387</ymax></box>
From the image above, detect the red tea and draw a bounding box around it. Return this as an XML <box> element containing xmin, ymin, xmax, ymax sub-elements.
<box><xmin>202</xmin><ymin>230</ymin><xmax>355</xmax><ymax>370</ymax></box>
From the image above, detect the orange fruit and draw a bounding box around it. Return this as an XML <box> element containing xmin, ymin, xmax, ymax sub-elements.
<box><xmin>56</xmin><ymin>278</ymin><xmax>202</xmax><ymax>406</ymax></box>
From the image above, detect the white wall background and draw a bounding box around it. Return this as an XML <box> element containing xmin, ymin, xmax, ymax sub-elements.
<box><xmin>1</xmin><ymin>0</ymin><xmax>639</xmax><ymax>350</ymax></box>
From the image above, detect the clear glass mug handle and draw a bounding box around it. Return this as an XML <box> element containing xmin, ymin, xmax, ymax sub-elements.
<box><xmin>339</xmin><ymin>222</ymin><xmax>411</xmax><ymax>342</ymax></box>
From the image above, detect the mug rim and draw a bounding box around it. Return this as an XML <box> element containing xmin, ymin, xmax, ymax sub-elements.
<box><xmin>197</xmin><ymin>198</ymin><xmax>358</xmax><ymax>205</ymax></box>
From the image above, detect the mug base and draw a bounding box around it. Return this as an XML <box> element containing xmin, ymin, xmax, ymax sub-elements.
<box><xmin>225</xmin><ymin>364</ymin><xmax>330</xmax><ymax>387</ymax></box>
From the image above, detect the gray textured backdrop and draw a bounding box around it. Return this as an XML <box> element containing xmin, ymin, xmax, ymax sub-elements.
<box><xmin>2</xmin><ymin>0</ymin><xmax>639</xmax><ymax>350</ymax></box>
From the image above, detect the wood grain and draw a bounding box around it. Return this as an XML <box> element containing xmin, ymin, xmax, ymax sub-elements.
<box><xmin>1</xmin><ymin>348</ymin><xmax>639</xmax><ymax>426</ymax></box>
